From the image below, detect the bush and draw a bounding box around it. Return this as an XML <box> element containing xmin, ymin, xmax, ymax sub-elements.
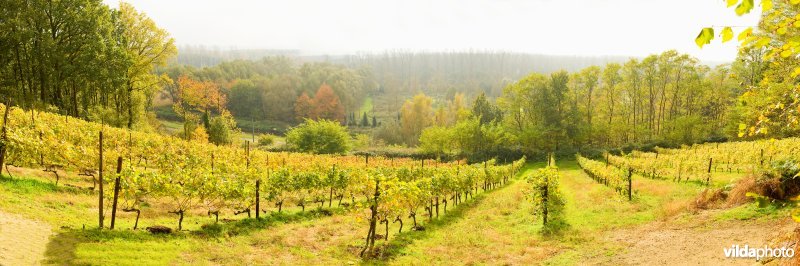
<box><xmin>353</xmin><ymin>134</ymin><xmax>371</xmax><ymax>150</ymax></box>
<box><xmin>257</xmin><ymin>134</ymin><xmax>275</xmax><ymax>147</ymax></box>
<box><xmin>286</xmin><ymin>119</ymin><xmax>351</xmax><ymax>154</ymax></box>
<box><xmin>372</xmin><ymin>120</ymin><xmax>404</xmax><ymax>145</ymax></box>
<box><xmin>208</xmin><ymin>111</ymin><xmax>239</xmax><ymax>145</ymax></box>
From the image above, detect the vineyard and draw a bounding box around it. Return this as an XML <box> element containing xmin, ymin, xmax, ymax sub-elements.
<box><xmin>0</xmin><ymin>104</ymin><xmax>528</xmax><ymax>257</ymax></box>
<box><xmin>0</xmin><ymin>105</ymin><xmax>795</xmax><ymax>264</ymax></box>
<box><xmin>604</xmin><ymin>138</ymin><xmax>800</xmax><ymax>185</ymax></box>
<box><xmin>576</xmin><ymin>154</ymin><xmax>632</xmax><ymax>200</ymax></box>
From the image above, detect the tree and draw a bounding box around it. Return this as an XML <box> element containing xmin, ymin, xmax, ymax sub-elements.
<box><xmin>575</xmin><ymin>66</ymin><xmax>601</xmax><ymax>141</ymax></box>
<box><xmin>418</xmin><ymin>126</ymin><xmax>453</xmax><ymax>157</ymax></box>
<box><xmin>696</xmin><ymin>1</ymin><xmax>800</xmax><ymax>136</ymax></box>
<box><xmin>312</xmin><ymin>84</ymin><xmax>346</xmax><ymax>123</ymax></box>
<box><xmin>0</xmin><ymin>0</ymin><xmax>135</xmax><ymax>122</ymax></box>
<box><xmin>471</xmin><ymin>92</ymin><xmax>502</xmax><ymax>125</ymax></box>
<box><xmin>117</xmin><ymin>2</ymin><xmax>177</xmax><ymax>128</ymax></box>
<box><xmin>621</xmin><ymin>59</ymin><xmax>643</xmax><ymax>143</ymax></box>
<box><xmin>208</xmin><ymin>111</ymin><xmax>238</xmax><ymax>145</ymax></box>
<box><xmin>294</xmin><ymin>92</ymin><xmax>314</xmax><ymax>122</ymax></box>
<box><xmin>174</xmin><ymin>75</ymin><xmax>228</xmax><ymax>140</ymax></box>
<box><xmin>228</xmin><ymin>79</ymin><xmax>263</xmax><ymax>119</ymax></box>
<box><xmin>361</xmin><ymin>112</ymin><xmax>369</xmax><ymax>127</ymax></box>
<box><xmin>175</xmin><ymin>75</ymin><xmax>226</xmax><ymax>114</ymax></box>
<box><xmin>400</xmin><ymin>93</ymin><xmax>434</xmax><ymax>146</ymax></box>
<box><xmin>286</xmin><ymin>119</ymin><xmax>351</xmax><ymax>154</ymax></box>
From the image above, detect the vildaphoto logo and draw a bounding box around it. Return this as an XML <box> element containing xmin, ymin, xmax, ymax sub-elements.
<box><xmin>724</xmin><ymin>245</ymin><xmax>795</xmax><ymax>260</ymax></box>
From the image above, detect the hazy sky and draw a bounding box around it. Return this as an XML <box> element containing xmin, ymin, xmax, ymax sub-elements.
<box><xmin>103</xmin><ymin>0</ymin><xmax>761</xmax><ymax>62</ymax></box>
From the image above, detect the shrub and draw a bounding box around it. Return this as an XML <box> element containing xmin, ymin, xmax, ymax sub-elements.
<box><xmin>257</xmin><ymin>134</ymin><xmax>275</xmax><ymax>147</ymax></box>
<box><xmin>353</xmin><ymin>134</ymin><xmax>371</xmax><ymax>150</ymax></box>
<box><xmin>208</xmin><ymin>111</ymin><xmax>239</xmax><ymax>145</ymax></box>
<box><xmin>286</xmin><ymin>119</ymin><xmax>351</xmax><ymax>154</ymax></box>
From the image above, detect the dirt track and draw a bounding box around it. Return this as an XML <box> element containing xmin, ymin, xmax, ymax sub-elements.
<box><xmin>0</xmin><ymin>211</ymin><xmax>52</xmax><ymax>265</ymax></box>
<box><xmin>593</xmin><ymin>215</ymin><xmax>797</xmax><ymax>266</ymax></box>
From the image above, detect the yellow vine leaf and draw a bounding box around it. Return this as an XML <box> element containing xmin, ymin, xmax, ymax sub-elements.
<box><xmin>736</xmin><ymin>0</ymin><xmax>755</xmax><ymax>15</ymax></box>
<box><xmin>695</xmin><ymin>28</ymin><xmax>715</xmax><ymax>48</ymax></box>
<box><xmin>738</xmin><ymin>28</ymin><xmax>753</xmax><ymax>41</ymax></box>
<box><xmin>755</xmin><ymin>37</ymin><xmax>771</xmax><ymax>47</ymax></box>
<box><xmin>762</xmin><ymin>0</ymin><xmax>773</xmax><ymax>11</ymax></box>
<box><xmin>722</xmin><ymin>27</ymin><xmax>734</xmax><ymax>43</ymax></box>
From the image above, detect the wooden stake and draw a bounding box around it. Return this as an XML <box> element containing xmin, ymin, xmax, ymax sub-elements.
<box><xmin>110</xmin><ymin>157</ymin><xmax>122</xmax><ymax>229</ymax></box>
<box><xmin>98</xmin><ymin>131</ymin><xmax>104</xmax><ymax>229</ymax></box>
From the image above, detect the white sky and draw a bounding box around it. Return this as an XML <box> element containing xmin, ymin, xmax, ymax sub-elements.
<box><xmin>103</xmin><ymin>0</ymin><xmax>761</xmax><ymax>62</ymax></box>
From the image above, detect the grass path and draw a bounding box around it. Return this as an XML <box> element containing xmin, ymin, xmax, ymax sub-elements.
<box><xmin>183</xmin><ymin>182</ymin><xmax>516</xmax><ymax>265</ymax></box>
<box><xmin>387</xmin><ymin>178</ymin><xmax>557</xmax><ymax>265</ymax></box>
<box><xmin>0</xmin><ymin>211</ymin><xmax>52</xmax><ymax>265</ymax></box>
<box><xmin>384</xmin><ymin>161</ymin><xmax>668</xmax><ymax>265</ymax></box>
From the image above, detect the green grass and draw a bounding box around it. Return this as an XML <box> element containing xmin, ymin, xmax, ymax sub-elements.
<box><xmin>158</xmin><ymin>119</ymin><xmax>183</xmax><ymax>135</ymax></box>
<box><xmin>384</xmin><ymin>160</ymin><xmax>749</xmax><ymax>265</ymax></box>
<box><xmin>0</xmin><ymin>175</ymin><xmax>61</xmax><ymax>195</ymax></box>
<box><xmin>359</xmin><ymin>96</ymin><xmax>374</xmax><ymax>115</ymax></box>
<box><xmin>45</xmin><ymin>229</ymin><xmax>196</xmax><ymax>266</ymax></box>
<box><xmin>0</xmin><ymin>161</ymin><xmax>790</xmax><ymax>265</ymax></box>
<box><xmin>714</xmin><ymin>202</ymin><xmax>791</xmax><ymax>221</ymax></box>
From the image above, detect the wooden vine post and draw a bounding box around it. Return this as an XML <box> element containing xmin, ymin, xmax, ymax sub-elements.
<box><xmin>542</xmin><ymin>174</ymin><xmax>549</xmax><ymax>225</ymax></box>
<box><xmin>329</xmin><ymin>165</ymin><xmax>336</xmax><ymax>207</ymax></box>
<box><xmin>98</xmin><ymin>131</ymin><xmax>104</xmax><ymax>229</ymax></box>
<box><xmin>246</xmin><ymin>141</ymin><xmax>260</xmax><ymax>220</ymax></box>
<box><xmin>0</xmin><ymin>99</ymin><xmax>11</xmax><ymax>176</ymax></box>
<box><xmin>707</xmin><ymin>158</ymin><xmax>713</xmax><ymax>186</ymax></box>
<box><xmin>255</xmin><ymin>178</ymin><xmax>260</xmax><ymax>219</ymax></box>
<box><xmin>627</xmin><ymin>168</ymin><xmax>633</xmax><ymax>201</ymax></box>
<box><xmin>110</xmin><ymin>157</ymin><xmax>123</xmax><ymax>229</ymax></box>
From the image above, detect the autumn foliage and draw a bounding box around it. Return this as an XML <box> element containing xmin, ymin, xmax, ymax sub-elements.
<box><xmin>176</xmin><ymin>75</ymin><xmax>227</xmax><ymax>113</ymax></box>
<box><xmin>294</xmin><ymin>83</ymin><xmax>345</xmax><ymax>123</ymax></box>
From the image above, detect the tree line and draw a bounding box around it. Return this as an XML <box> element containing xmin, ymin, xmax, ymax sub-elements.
<box><xmin>0</xmin><ymin>0</ymin><xmax>176</xmax><ymax>129</ymax></box>
<box><xmin>393</xmin><ymin>50</ymin><xmax>769</xmax><ymax>161</ymax></box>
<box><xmin>159</xmin><ymin>58</ymin><xmax>377</xmax><ymax>126</ymax></box>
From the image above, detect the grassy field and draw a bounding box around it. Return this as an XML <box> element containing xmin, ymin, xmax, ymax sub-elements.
<box><xmin>359</xmin><ymin>96</ymin><xmax>374</xmax><ymax>116</ymax></box>
<box><xmin>0</xmin><ymin>159</ymin><xmax>792</xmax><ymax>265</ymax></box>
